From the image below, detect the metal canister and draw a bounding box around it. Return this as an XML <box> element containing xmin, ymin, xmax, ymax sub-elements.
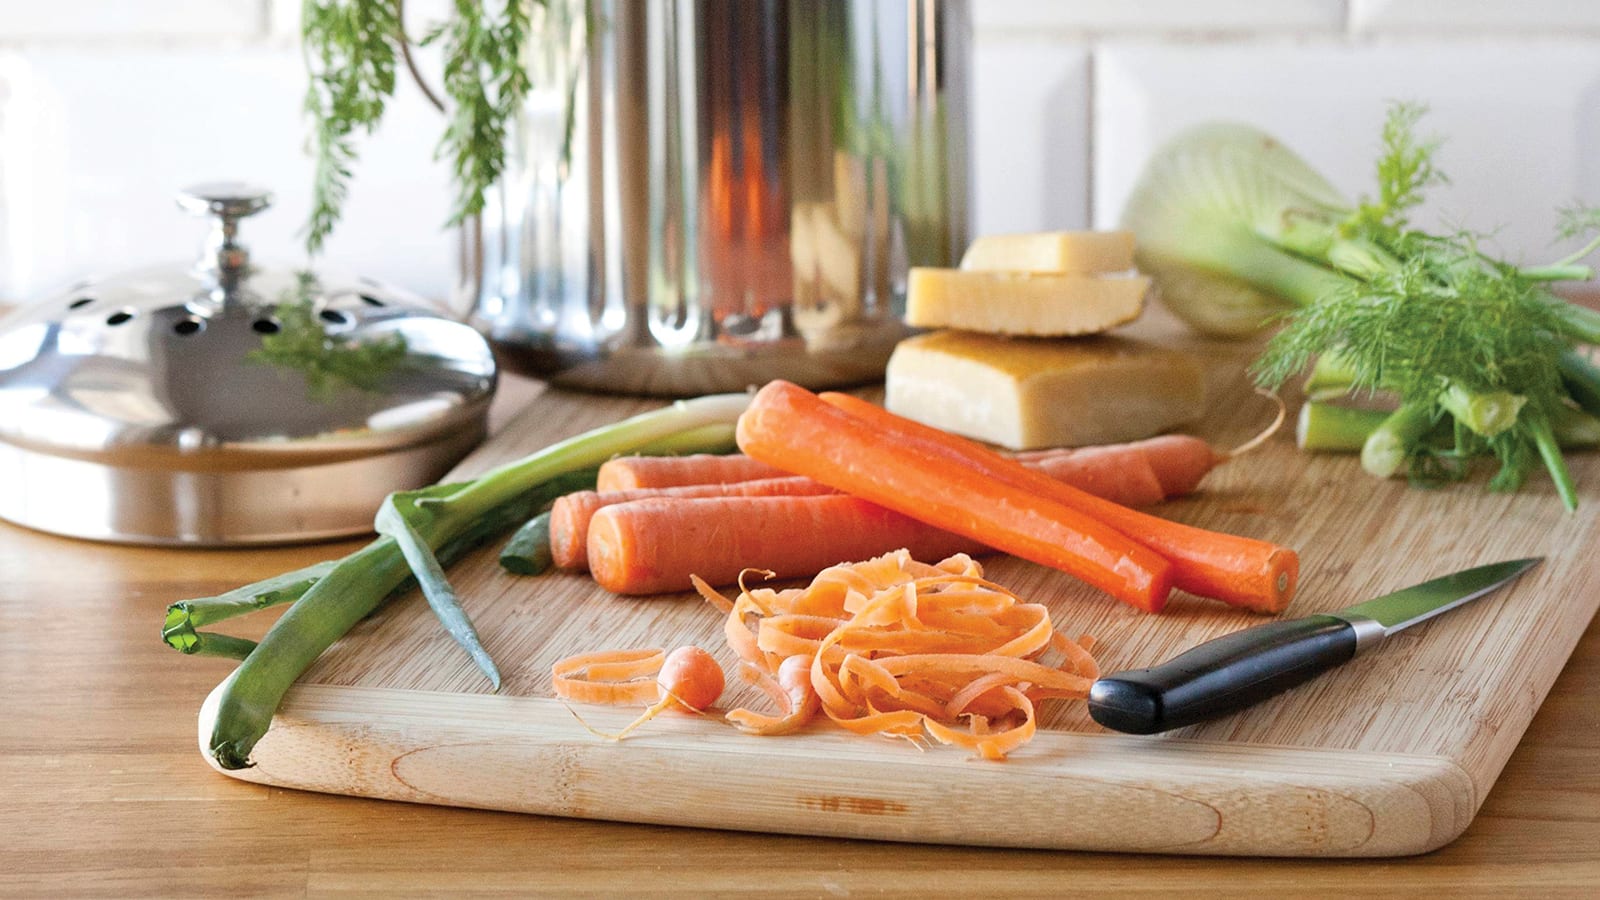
<box><xmin>461</xmin><ymin>0</ymin><xmax>971</xmax><ymax>395</ymax></box>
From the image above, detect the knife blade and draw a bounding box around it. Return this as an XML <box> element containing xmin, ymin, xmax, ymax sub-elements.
<box><xmin>1086</xmin><ymin>557</ymin><xmax>1542</xmax><ymax>735</ymax></box>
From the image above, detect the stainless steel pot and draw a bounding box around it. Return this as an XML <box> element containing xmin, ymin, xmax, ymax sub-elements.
<box><xmin>461</xmin><ymin>0</ymin><xmax>971</xmax><ymax>395</ymax></box>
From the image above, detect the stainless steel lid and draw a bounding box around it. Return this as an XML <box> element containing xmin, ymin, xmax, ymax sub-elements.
<box><xmin>0</xmin><ymin>183</ymin><xmax>498</xmax><ymax>545</ymax></box>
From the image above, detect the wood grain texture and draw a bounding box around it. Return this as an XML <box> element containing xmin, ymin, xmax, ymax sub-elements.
<box><xmin>195</xmin><ymin>315</ymin><xmax>1600</xmax><ymax>858</ymax></box>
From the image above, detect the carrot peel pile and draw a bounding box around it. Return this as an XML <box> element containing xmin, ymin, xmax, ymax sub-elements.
<box><xmin>696</xmin><ymin>550</ymin><xmax>1098</xmax><ymax>760</ymax></box>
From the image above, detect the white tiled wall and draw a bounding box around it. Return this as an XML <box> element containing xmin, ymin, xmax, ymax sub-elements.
<box><xmin>3</xmin><ymin>1</ymin><xmax>1600</xmax><ymax>304</ymax></box>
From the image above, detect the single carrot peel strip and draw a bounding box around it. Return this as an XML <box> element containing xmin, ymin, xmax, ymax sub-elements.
<box><xmin>551</xmin><ymin>648</ymin><xmax>667</xmax><ymax>706</ymax></box>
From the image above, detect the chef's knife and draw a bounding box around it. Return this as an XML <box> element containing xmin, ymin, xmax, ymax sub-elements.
<box><xmin>1087</xmin><ymin>557</ymin><xmax>1542</xmax><ymax>735</ymax></box>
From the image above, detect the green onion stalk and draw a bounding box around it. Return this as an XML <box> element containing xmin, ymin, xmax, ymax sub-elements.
<box><xmin>1120</xmin><ymin>103</ymin><xmax>1600</xmax><ymax>509</ymax></box>
<box><xmin>188</xmin><ymin>394</ymin><xmax>749</xmax><ymax>770</ymax></box>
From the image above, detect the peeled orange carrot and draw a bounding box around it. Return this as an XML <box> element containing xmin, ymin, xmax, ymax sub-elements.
<box><xmin>818</xmin><ymin>391</ymin><xmax>1297</xmax><ymax>614</ymax></box>
<box><xmin>1016</xmin><ymin>434</ymin><xmax>1222</xmax><ymax>507</ymax></box>
<box><xmin>586</xmin><ymin>495</ymin><xmax>976</xmax><ymax>595</ymax></box>
<box><xmin>736</xmin><ymin>381</ymin><xmax>1176</xmax><ymax>612</ymax></box>
<box><xmin>596</xmin><ymin>453</ymin><xmax>788</xmax><ymax>491</ymax></box>
<box><xmin>550</xmin><ymin>476</ymin><xmax>836</xmax><ymax>570</ymax></box>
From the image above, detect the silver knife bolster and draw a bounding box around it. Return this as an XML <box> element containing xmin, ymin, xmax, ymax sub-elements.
<box><xmin>1329</xmin><ymin>612</ymin><xmax>1388</xmax><ymax>655</ymax></box>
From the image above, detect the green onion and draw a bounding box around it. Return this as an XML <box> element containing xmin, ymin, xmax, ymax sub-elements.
<box><xmin>163</xmin><ymin>560</ymin><xmax>339</xmax><ymax>657</ymax></box>
<box><xmin>500</xmin><ymin>511</ymin><xmax>555</xmax><ymax>575</ymax></box>
<box><xmin>201</xmin><ymin>393</ymin><xmax>751</xmax><ymax>770</ymax></box>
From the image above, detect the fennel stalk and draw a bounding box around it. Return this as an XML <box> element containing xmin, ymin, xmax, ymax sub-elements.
<box><xmin>1122</xmin><ymin>103</ymin><xmax>1600</xmax><ymax>509</ymax></box>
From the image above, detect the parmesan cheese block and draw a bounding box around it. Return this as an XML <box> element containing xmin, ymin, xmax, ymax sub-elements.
<box><xmin>884</xmin><ymin>330</ymin><xmax>1206</xmax><ymax>450</ymax></box>
<box><xmin>905</xmin><ymin>268</ymin><xmax>1150</xmax><ymax>336</ymax></box>
<box><xmin>960</xmin><ymin>230</ymin><xmax>1136</xmax><ymax>274</ymax></box>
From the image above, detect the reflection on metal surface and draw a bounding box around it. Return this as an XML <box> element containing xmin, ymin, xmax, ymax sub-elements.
<box><xmin>0</xmin><ymin>185</ymin><xmax>498</xmax><ymax>545</ymax></box>
<box><xmin>463</xmin><ymin>0</ymin><xmax>971</xmax><ymax>395</ymax></box>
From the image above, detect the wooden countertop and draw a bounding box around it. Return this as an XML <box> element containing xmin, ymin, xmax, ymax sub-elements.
<box><xmin>4</xmin><ymin>378</ymin><xmax>1599</xmax><ymax>897</ymax></box>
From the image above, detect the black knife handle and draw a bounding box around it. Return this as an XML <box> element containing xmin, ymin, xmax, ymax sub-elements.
<box><xmin>1087</xmin><ymin>615</ymin><xmax>1359</xmax><ymax>735</ymax></box>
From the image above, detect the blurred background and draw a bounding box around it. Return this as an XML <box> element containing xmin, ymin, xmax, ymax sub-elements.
<box><xmin>2</xmin><ymin>0</ymin><xmax>1599</xmax><ymax>305</ymax></box>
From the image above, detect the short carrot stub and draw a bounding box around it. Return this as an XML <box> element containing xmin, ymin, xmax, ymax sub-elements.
<box><xmin>735</xmin><ymin>380</ymin><xmax>1176</xmax><ymax>612</ymax></box>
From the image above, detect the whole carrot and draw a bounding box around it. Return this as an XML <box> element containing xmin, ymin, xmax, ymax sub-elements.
<box><xmin>605</xmin><ymin>439</ymin><xmax>1223</xmax><ymax>506</ymax></box>
<box><xmin>1016</xmin><ymin>434</ymin><xmax>1223</xmax><ymax>502</ymax></box>
<box><xmin>550</xmin><ymin>476</ymin><xmax>837</xmax><ymax>570</ymax></box>
<box><xmin>735</xmin><ymin>381</ymin><xmax>1175</xmax><ymax>612</ymax></box>
<box><xmin>597</xmin><ymin>453</ymin><xmax>789</xmax><ymax>492</ymax></box>
<box><xmin>586</xmin><ymin>495</ymin><xmax>979</xmax><ymax>595</ymax></box>
<box><xmin>819</xmin><ymin>392</ymin><xmax>1297</xmax><ymax>613</ymax></box>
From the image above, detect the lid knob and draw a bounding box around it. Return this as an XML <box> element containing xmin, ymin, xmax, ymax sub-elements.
<box><xmin>177</xmin><ymin>182</ymin><xmax>273</xmax><ymax>307</ymax></box>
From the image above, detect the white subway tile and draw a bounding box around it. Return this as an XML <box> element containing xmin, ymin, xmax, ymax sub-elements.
<box><xmin>0</xmin><ymin>0</ymin><xmax>264</xmax><ymax>40</ymax></box>
<box><xmin>973</xmin><ymin>0</ymin><xmax>1344</xmax><ymax>33</ymax></box>
<box><xmin>1094</xmin><ymin>41</ymin><xmax>1600</xmax><ymax>265</ymax></box>
<box><xmin>972</xmin><ymin>39</ymin><xmax>1091</xmax><ymax>235</ymax></box>
<box><xmin>0</xmin><ymin>47</ymin><xmax>458</xmax><ymax>304</ymax></box>
<box><xmin>1352</xmin><ymin>0</ymin><xmax>1600</xmax><ymax>32</ymax></box>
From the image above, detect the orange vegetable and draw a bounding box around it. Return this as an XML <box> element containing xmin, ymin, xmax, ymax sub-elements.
<box><xmin>562</xmin><ymin>438</ymin><xmax>1224</xmax><ymax>590</ymax></box>
<box><xmin>586</xmin><ymin>495</ymin><xmax>975</xmax><ymax>595</ymax></box>
<box><xmin>550</xmin><ymin>645</ymin><xmax>726</xmax><ymax>741</ymax></box>
<box><xmin>605</xmin><ymin>438</ymin><xmax>1221</xmax><ymax>507</ymax></box>
<box><xmin>736</xmin><ymin>380</ymin><xmax>1176</xmax><ymax>612</ymax></box>
<box><xmin>725</xmin><ymin>654</ymin><xmax>820</xmax><ymax>736</ymax></box>
<box><xmin>695</xmin><ymin>550</ymin><xmax>1097</xmax><ymax>760</ymax></box>
<box><xmin>819</xmin><ymin>391</ymin><xmax>1297</xmax><ymax>614</ymax></box>
<box><xmin>549</xmin><ymin>476</ymin><xmax>837</xmax><ymax>570</ymax></box>
<box><xmin>1015</xmin><ymin>434</ymin><xmax>1223</xmax><ymax>507</ymax></box>
<box><xmin>596</xmin><ymin>453</ymin><xmax>787</xmax><ymax>492</ymax></box>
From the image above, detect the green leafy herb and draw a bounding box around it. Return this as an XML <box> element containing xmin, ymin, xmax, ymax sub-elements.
<box><xmin>301</xmin><ymin>0</ymin><xmax>533</xmax><ymax>250</ymax></box>
<box><xmin>429</xmin><ymin>0</ymin><xmax>532</xmax><ymax>224</ymax></box>
<box><xmin>249</xmin><ymin>273</ymin><xmax>409</xmax><ymax>399</ymax></box>
<box><xmin>301</xmin><ymin>0</ymin><xmax>402</xmax><ymax>253</ymax></box>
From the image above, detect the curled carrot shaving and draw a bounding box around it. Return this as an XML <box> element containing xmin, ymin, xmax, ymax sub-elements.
<box><xmin>725</xmin><ymin>654</ymin><xmax>820</xmax><ymax>736</ymax></box>
<box><xmin>550</xmin><ymin>648</ymin><xmax>667</xmax><ymax>705</ymax></box>
<box><xmin>702</xmin><ymin>549</ymin><xmax>1098</xmax><ymax>760</ymax></box>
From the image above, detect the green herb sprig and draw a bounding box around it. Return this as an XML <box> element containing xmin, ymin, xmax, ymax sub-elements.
<box><xmin>300</xmin><ymin>0</ymin><xmax>533</xmax><ymax>252</ymax></box>
<box><xmin>249</xmin><ymin>273</ymin><xmax>409</xmax><ymax>399</ymax></box>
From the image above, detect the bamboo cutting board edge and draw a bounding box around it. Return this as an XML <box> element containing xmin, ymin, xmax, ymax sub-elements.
<box><xmin>199</xmin><ymin>681</ymin><xmax>1481</xmax><ymax>857</ymax></box>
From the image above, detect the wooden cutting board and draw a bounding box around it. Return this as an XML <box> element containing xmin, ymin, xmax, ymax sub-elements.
<box><xmin>198</xmin><ymin>316</ymin><xmax>1600</xmax><ymax>857</ymax></box>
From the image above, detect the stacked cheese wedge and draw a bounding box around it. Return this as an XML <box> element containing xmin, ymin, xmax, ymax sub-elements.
<box><xmin>887</xmin><ymin>231</ymin><xmax>1205</xmax><ymax>451</ymax></box>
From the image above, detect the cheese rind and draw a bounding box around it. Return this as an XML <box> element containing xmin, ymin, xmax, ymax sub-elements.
<box><xmin>905</xmin><ymin>269</ymin><xmax>1149</xmax><ymax>336</ymax></box>
<box><xmin>884</xmin><ymin>330</ymin><xmax>1206</xmax><ymax>450</ymax></box>
<box><xmin>960</xmin><ymin>231</ymin><xmax>1136</xmax><ymax>274</ymax></box>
